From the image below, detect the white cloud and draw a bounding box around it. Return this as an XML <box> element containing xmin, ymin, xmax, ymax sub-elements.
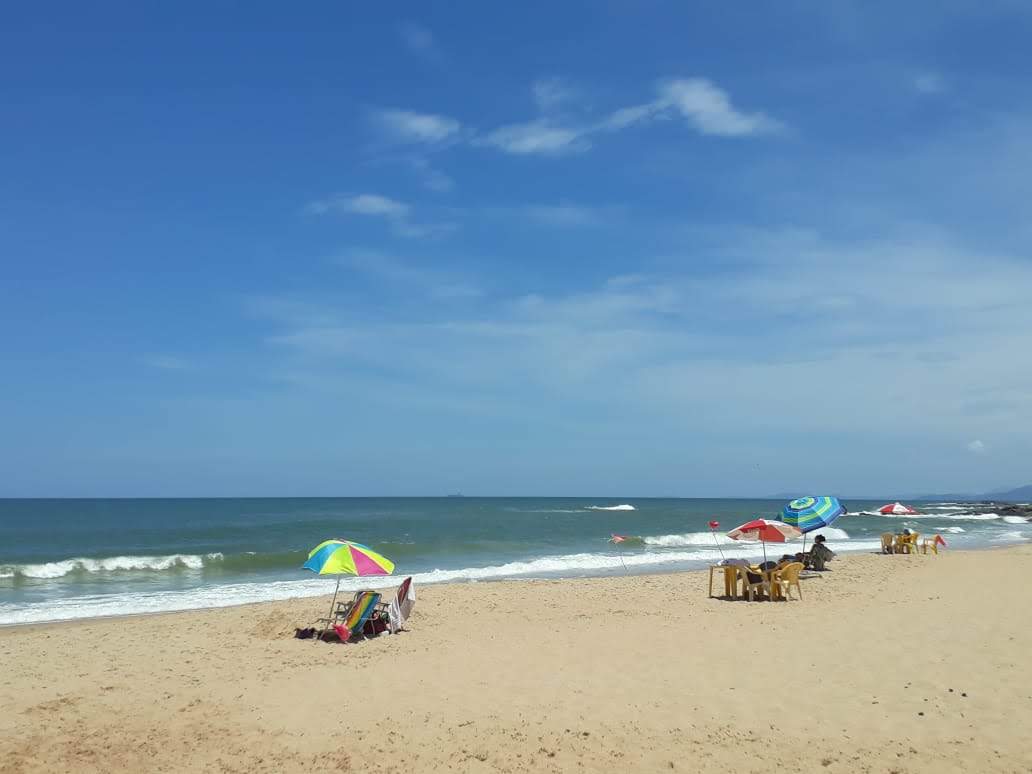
<box><xmin>519</xmin><ymin>203</ymin><xmax>608</xmax><ymax>226</ymax></box>
<box><xmin>260</xmin><ymin>225</ymin><xmax>1032</xmax><ymax>452</ymax></box>
<box><xmin>601</xmin><ymin>78</ymin><xmax>782</xmax><ymax>136</ymax></box>
<box><xmin>372</xmin><ymin>108</ymin><xmax>461</xmax><ymax>144</ymax></box>
<box><xmin>399</xmin><ymin>22</ymin><xmax>438</xmax><ymax>59</ymax></box>
<box><xmin>967</xmin><ymin>439</ymin><xmax>987</xmax><ymax>454</ymax></box>
<box><xmin>338</xmin><ymin>249</ymin><xmax>481</xmax><ymax>299</ymax></box>
<box><xmin>533</xmin><ymin>77</ymin><xmax>579</xmax><ymax>112</ymax></box>
<box><xmin>305</xmin><ymin>193</ymin><xmax>454</xmax><ymax>237</ymax></box>
<box><xmin>913</xmin><ymin>72</ymin><xmax>947</xmax><ymax>94</ymax></box>
<box><xmin>306</xmin><ymin>193</ymin><xmax>409</xmax><ymax>219</ymax></box>
<box><xmin>408</xmin><ymin>157</ymin><xmax>454</xmax><ymax>192</ymax></box>
<box><xmin>477</xmin><ymin>120</ymin><xmax>589</xmax><ymax>155</ymax></box>
<box><xmin>475</xmin><ymin>76</ymin><xmax>781</xmax><ymax>156</ymax></box>
<box><xmin>143</xmin><ymin>355</ymin><xmax>191</xmax><ymax>371</ymax></box>
<box><xmin>656</xmin><ymin>78</ymin><xmax>784</xmax><ymax>136</ymax></box>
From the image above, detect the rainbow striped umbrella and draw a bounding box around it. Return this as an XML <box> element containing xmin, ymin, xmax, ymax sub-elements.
<box><xmin>303</xmin><ymin>539</ymin><xmax>395</xmax><ymax>577</ymax></box>
<box><xmin>781</xmin><ymin>496</ymin><xmax>845</xmax><ymax>534</ymax></box>
<box><xmin>303</xmin><ymin>539</ymin><xmax>394</xmax><ymax>638</ymax></box>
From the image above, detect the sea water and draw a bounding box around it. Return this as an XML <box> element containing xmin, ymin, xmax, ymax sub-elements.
<box><xmin>0</xmin><ymin>497</ymin><xmax>1027</xmax><ymax>624</ymax></box>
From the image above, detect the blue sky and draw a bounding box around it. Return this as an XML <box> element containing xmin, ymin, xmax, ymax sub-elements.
<box><xmin>3</xmin><ymin>1</ymin><xmax>1032</xmax><ymax>497</ymax></box>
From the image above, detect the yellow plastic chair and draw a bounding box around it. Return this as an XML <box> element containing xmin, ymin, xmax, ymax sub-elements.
<box><xmin>772</xmin><ymin>562</ymin><xmax>804</xmax><ymax>601</ymax></box>
<box><xmin>880</xmin><ymin>533</ymin><xmax>895</xmax><ymax>554</ymax></box>
<box><xmin>920</xmin><ymin>536</ymin><xmax>939</xmax><ymax>555</ymax></box>
<box><xmin>736</xmin><ymin>566</ymin><xmax>770</xmax><ymax>601</ymax></box>
<box><xmin>906</xmin><ymin>533</ymin><xmax>921</xmax><ymax>554</ymax></box>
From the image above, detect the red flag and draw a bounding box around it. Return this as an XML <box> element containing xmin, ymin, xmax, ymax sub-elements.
<box><xmin>708</xmin><ymin>520</ymin><xmax>720</xmax><ymax>529</ymax></box>
<box><xmin>934</xmin><ymin>535</ymin><xmax>947</xmax><ymax>547</ymax></box>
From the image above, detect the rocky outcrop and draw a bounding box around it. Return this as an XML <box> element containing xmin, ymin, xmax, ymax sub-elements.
<box><xmin>996</xmin><ymin>503</ymin><xmax>1032</xmax><ymax>520</ymax></box>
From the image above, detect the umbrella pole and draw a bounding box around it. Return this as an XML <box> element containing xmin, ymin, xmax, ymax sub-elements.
<box><xmin>711</xmin><ymin>531</ymin><xmax>726</xmax><ymax>561</ymax></box>
<box><xmin>320</xmin><ymin>576</ymin><xmax>342</xmax><ymax>643</ymax></box>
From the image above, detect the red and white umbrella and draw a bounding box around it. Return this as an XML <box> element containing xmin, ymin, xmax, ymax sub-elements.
<box><xmin>878</xmin><ymin>502</ymin><xmax>917</xmax><ymax>515</ymax></box>
<box><xmin>726</xmin><ymin>519</ymin><xmax>802</xmax><ymax>562</ymax></box>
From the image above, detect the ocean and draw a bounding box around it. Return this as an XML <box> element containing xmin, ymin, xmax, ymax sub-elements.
<box><xmin>1</xmin><ymin>497</ymin><xmax>1028</xmax><ymax>625</ymax></box>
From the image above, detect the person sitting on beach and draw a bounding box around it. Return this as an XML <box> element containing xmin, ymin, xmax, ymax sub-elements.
<box><xmin>805</xmin><ymin>534</ymin><xmax>835</xmax><ymax>571</ymax></box>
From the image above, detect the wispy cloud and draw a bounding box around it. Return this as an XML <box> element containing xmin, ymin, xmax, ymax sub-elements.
<box><xmin>306</xmin><ymin>193</ymin><xmax>409</xmax><ymax>219</ymax></box>
<box><xmin>372</xmin><ymin>77</ymin><xmax>781</xmax><ymax>159</ymax></box>
<box><xmin>518</xmin><ymin>203</ymin><xmax>611</xmax><ymax>226</ymax></box>
<box><xmin>371</xmin><ymin>108</ymin><xmax>462</xmax><ymax>144</ymax></box>
<box><xmin>602</xmin><ymin>78</ymin><xmax>784</xmax><ymax>137</ymax></box>
<box><xmin>398</xmin><ymin>22</ymin><xmax>439</xmax><ymax>60</ymax></box>
<box><xmin>143</xmin><ymin>355</ymin><xmax>192</xmax><ymax>371</ymax></box>
<box><xmin>305</xmin><ymin>193</ymin><xmax>455</xmax><ymax>238</ymax></box>
<box><xmin>408</xmin><ymin>157</ymin><xmax>455</xmax><ymax>192</ymax></box>
<box><xmin>337</xmin><ymin>249</ymin><xmax>481</xmax><ymax>299</ymax></box>
<box><xmin>477</xmin><ymin>120</ymin><xmax>589</xmax><ymax>155</ymax></box>
<box><xmin>655</xmin><ymin>78</ymin><xmax>784</xmax><ymax>136</ymax></box>
<box><xmin>967</xmin><ymin>439</ymin><xmax>987</xmax><ymax>455</ymax></box>
<box><xmin>256</xmin><ymin>225</ymin><xmax>1032</xmax><ymax>456</ymax></box>
<box><xmin>913</xmin><ymin>71</ymin><xmax>947</xmax><ymax>94</ymax></box>
<box><xmin>533</xmin><ymin>77</ymin><xmax>580</xmax><ymax>112</ymax></box>
<box><xmin>475</xmin><ymin>76</ymin><xmax>782</xmax><ymax>156</ymax></box>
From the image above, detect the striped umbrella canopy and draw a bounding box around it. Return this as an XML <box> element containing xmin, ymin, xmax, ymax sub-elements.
<box><xmin>781</xmin><ymin>496</ymin><xmax>845</xmax><ymax>534</ymax></box>
<box><xmin>727</xmin><ymin>518</ymin><xmax>802</xmax><ymax>562</ymax></box>
<box><xmin>303</xmin><ymin>540</ymin><xmax>394</xmax><ymax>640</ymax></box>
<box><xmin>727</xmin><ymin>519</ymin><xmax>802</xmax><ymax>543</ymax></box>
<box><xmin>303</xmin><ymin>539</ymin><xmax>395</xmax><ymax>576</ymax></box>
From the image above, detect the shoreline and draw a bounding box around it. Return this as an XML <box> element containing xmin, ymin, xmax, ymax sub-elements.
<box><xmin>0</xmin><ymin>539</ymin><xmax>1024</xmax><ymax>629</ymax></box>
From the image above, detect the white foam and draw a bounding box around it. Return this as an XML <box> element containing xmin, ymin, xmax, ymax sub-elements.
<box><xmin>644</xmin><ymin>532</ymin><xmax>736</xmax><ymax>547</ymax></box>
<box><xmin>1</xmin><ymin>553</ymin><xmax>224</xmax><ymax>579</ymax></box>
<box><xmin>1002</xmin><ymin>516</ymin><xmax>1030</xmax><ymax>524</ymax></box>
<box><xmin>993</xmin><ymin>531</ymin><xmax>1029</xmax><ymax>543</ymax></box>
<box><xmin>0</xmin><ymin>539</ymin><xmax>885</xmax><ymax>625</ymax></box>
<box><xmin>867</xmin><ymin>511</ymin><xmax>999</xmax><ymax>521</ymax></box>
<box><xmin>643</xmin><ymin>526</ymin><xmax>851</xmax><ymax>548</ymax></box>
<box><xmin>943</xmin><ymin>527</ymin><xmax>966</xmax><ymax>534</ymax></box>
<box><xmin>585</xmin><ymin>504</ymin><xmax>636</xmax><ymax>511</ymax></box>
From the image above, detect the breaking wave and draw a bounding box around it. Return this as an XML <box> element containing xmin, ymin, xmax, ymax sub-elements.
<box><xmin>585</xmin><ymin>504</ymin><xmax>636</xmax><ymax>511</ymax></box>
<box><xmin>0</xmin><ymin>553</ymin><xmax>225</xmax><ymax>579</ymax></box>
<box><xmin>643</xmin><ymin>526</ymin><xmax>852</xmax><ymax>547</ymax></box>
<box><xmin>859</xmin><ymin>510</ymin><xmax>1001</xmax><ymax>521</ymax></box>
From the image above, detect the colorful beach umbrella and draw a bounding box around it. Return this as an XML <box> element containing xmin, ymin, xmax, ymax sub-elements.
<box><xmin>303</xmin><ymin>539</ymin><xmax>395</xmax><ymax>640</ymax></box>
<box><xmin>727</xmin><ymin>518</ymin><xmax>802</xmax><ymax>562</ymax></box>
<box><xmin>781</xmin><ymin>496</ymin><xmax>845</xmax><ymax>534</ymax></box>
<box><xmin>303</xmin><ymin>539</ymin><xmax>395</xmax><ymax>577</ymax></box>
<box><xmin>878</xmin><ymin>502</ymin><xmax>917</xmax><ymax>515</ymax></box>
<box><xmin>782</xmin><ymin>496</ymin><xmax>846</xmax><ymax>556</ymax></box>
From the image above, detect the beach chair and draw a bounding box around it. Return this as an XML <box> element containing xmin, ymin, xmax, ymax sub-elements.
<box><xmin>904</xmin><ymin>533</ymin><xmax>920</xmax><ymax>555</ymax></box>
<box><xmin>772</xmin><ymin>562</ymin><xmax>804</xmax><ymax>601</ymax></box>
<box><xmin>736</xmin><ymin>566</ymin><xmax>773</xmax><ymax>602</ymax></box>
<box><xmin>375</xmin><ymin>576</ymin><xmax>416</xmax><ymax>633</ymax></box>
<box><xmin>316</xmin><ymin>589</ymin><xmax>368</xmax><ymax>630</ymax></box>
<box><xmin>880</xmin><ymin>533</ymin><xmax>895</xmax><ymax>554</ymax></box>
<box><xmin>330</xmin><ymin>590</ymin><xmax>381</xmax><ymax>643</ymax></box>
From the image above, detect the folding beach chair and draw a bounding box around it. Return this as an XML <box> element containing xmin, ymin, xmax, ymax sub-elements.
<box><xmin>328</xmin><ymin>590</ymin><xmax>381</xmax><ymax>643</ymax></box>
<box><xmin>376</xmin><ymin>576</ymin><xmax>416</xmax><ymax>633</ymax></box>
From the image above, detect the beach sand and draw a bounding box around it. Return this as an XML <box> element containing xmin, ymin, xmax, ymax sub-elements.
<box><xmin>2</xmin><ymin>546</ymin><xmax>1030</xmax><ymax>773</ymax></box>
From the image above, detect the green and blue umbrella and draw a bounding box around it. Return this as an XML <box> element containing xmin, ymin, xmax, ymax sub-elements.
<box><xmin>782</xmin><ymin>496</ymin><xmax>845</xmax><ymax>537</ymax></box>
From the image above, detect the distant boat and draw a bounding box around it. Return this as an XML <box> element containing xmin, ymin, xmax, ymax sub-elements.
<box><xmin>446</xmin><ymin>493</ymin><xmax>465</xmax><ymax>498</ymax></box>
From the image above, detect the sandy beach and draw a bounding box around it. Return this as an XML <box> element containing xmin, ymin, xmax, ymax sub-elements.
<box><xmin>2</xmin><ymin>546</ymin><xmax>1030</xmax><ymax>773</ymax></box>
